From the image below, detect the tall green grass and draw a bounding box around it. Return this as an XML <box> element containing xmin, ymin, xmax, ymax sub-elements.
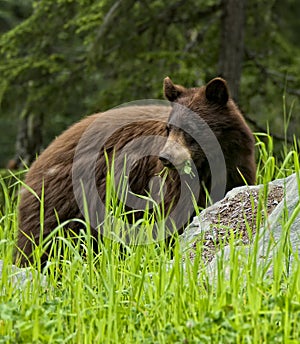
<box><xmin>0</xmin><ymin>134</ymin><xmax>300</xmax><ymax>343</ymax></box>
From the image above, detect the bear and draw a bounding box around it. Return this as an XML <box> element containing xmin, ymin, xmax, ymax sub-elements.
<box><xmin>15</xmin><ymin>77</ymin><xmax>256</xmax><ymax>266</ymax></box>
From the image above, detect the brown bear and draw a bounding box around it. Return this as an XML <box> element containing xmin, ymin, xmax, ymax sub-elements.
<box><xmin>15</xmin><ymin>77</ymin><xmax>256</xmax><ymax>266</ymax></box>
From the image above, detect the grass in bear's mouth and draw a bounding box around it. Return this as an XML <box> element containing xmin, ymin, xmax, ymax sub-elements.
<box><xmin>158</xmin><ymin>160</ymin><xmax>195</xmax><ymax>177</ymax></box>
<box><xmin>181</xmin><ymin>160</ymin><xmax>195</xmax><ymax>177</ymax></box>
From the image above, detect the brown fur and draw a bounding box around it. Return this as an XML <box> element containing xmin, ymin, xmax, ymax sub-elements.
<box><xmin>7</xmin><ymin>159</ymin><xmax>19</xmax><ymax>170</ymax></box>
<box><xmin>16</xmin><ymin>78</ymin><xmax>256</xmax><ymax>266</ymax></box>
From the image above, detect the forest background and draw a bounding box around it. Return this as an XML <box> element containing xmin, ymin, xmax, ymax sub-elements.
<box><xmin>0</xmin><ymin>0</ymin><xmax>300</xmax><ymax>168</ymax></box>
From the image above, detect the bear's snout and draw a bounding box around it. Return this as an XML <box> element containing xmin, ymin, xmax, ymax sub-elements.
<box><xmin>159</xmin><ymin>140</ymin><xmax>191</xmax><ymax>169</ymax></box>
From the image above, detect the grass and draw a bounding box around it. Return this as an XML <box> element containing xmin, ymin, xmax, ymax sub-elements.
<box><xmin>0</xmin><ymin>134</ymin><xmax>300</xmax><ymax>343</ymax></box>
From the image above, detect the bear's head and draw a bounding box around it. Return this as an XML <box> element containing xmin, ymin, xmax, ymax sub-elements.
<box><xmin>159</xmin><ymin>77</ymin><xmax>233</xmax><ymax>173</ymax></box>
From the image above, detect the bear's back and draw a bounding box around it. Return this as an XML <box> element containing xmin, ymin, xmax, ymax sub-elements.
<box><xmin>17</xmin><ymin>105</ymin><xmax>171</xmax><ymax>264</ymax></box>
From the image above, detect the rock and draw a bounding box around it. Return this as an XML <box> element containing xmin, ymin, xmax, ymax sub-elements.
<box><xmin>257</xmin><ymin>173</ymin><xmax>300</xmax><ymax>271</ymax></box>
<box><xmin>180</xmin><ymin>173</ymin><xmax>300</xmax><ymax>278</ymax></box>
<box><xmin>0</xmin><ymin>260</ymin><xmax>46</xmax><ymax>289</ymax></box>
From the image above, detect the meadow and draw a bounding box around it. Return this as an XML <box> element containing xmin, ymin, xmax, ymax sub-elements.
<box><xmin>0</xmin><ymin>132</ymin><xmax>300</xmax><ymax>344</ymax></box>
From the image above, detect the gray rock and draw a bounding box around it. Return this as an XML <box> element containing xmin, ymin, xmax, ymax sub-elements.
<box><xmin>181</xmin><ymin>173</ymin><xmax>300</xmax><ymax>279</ymax></box>
<box><xmin>257</xmin><ymin>173</ymin><xmax>300</xmax><ymax>270</ymax></box>
<box><xmin>0</xmin><ymin>260</ymin><xmax>46</xmax><ymax>289</ymax></box>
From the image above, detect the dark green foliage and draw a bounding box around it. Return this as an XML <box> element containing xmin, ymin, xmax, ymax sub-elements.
<box><xmin>0</xmin><ymin>0</ymin><xmax>300</xmax><ymax>166</ymax></box>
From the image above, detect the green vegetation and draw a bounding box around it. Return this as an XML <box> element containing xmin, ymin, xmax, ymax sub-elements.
<box><xmin>0</xmin><ymin>134</ymin><xmax>299</xmax><ymax>343</ymax></box>
<box><xmin>0</xmin><ymin>0</ymin><xmax>300</xmax><ymax>166</ymax></box>
<box><xmin>0</xmin><ymin>0</ymin><xmax>300</xmax><ymax>342</ymax></box>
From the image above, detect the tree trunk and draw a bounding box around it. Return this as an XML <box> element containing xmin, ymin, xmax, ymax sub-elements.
<box><xmin>218</xmin><ymin>0</ymin><xmax>247</xmax><ymax>102</ymax></box>
<box><xmin>15</xmin><ymin>111</ymin><xmax>44</xmax><ymax>168</ymax></box>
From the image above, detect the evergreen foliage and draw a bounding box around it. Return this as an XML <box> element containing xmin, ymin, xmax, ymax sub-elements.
<box><xmin>0</xmin><ymin>0</ymin><xmax>300</xmax><ymax>165</ymax></box>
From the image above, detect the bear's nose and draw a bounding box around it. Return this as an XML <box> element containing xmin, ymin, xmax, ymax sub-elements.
<box><xmin>159</xmin><ymin>153</ymin><xmax>173</xmax><ymax>168</ymax></box>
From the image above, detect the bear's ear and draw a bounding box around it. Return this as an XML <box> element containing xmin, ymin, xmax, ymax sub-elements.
<box><xmin>163</xmin><ymin>77</ymin><xmax>186</xmax><ymax>101</ymax></box>
<box><xmin>205</xmin><ymin>78</ymin><xmax>229</xmax><ymax>106</ymax></box>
